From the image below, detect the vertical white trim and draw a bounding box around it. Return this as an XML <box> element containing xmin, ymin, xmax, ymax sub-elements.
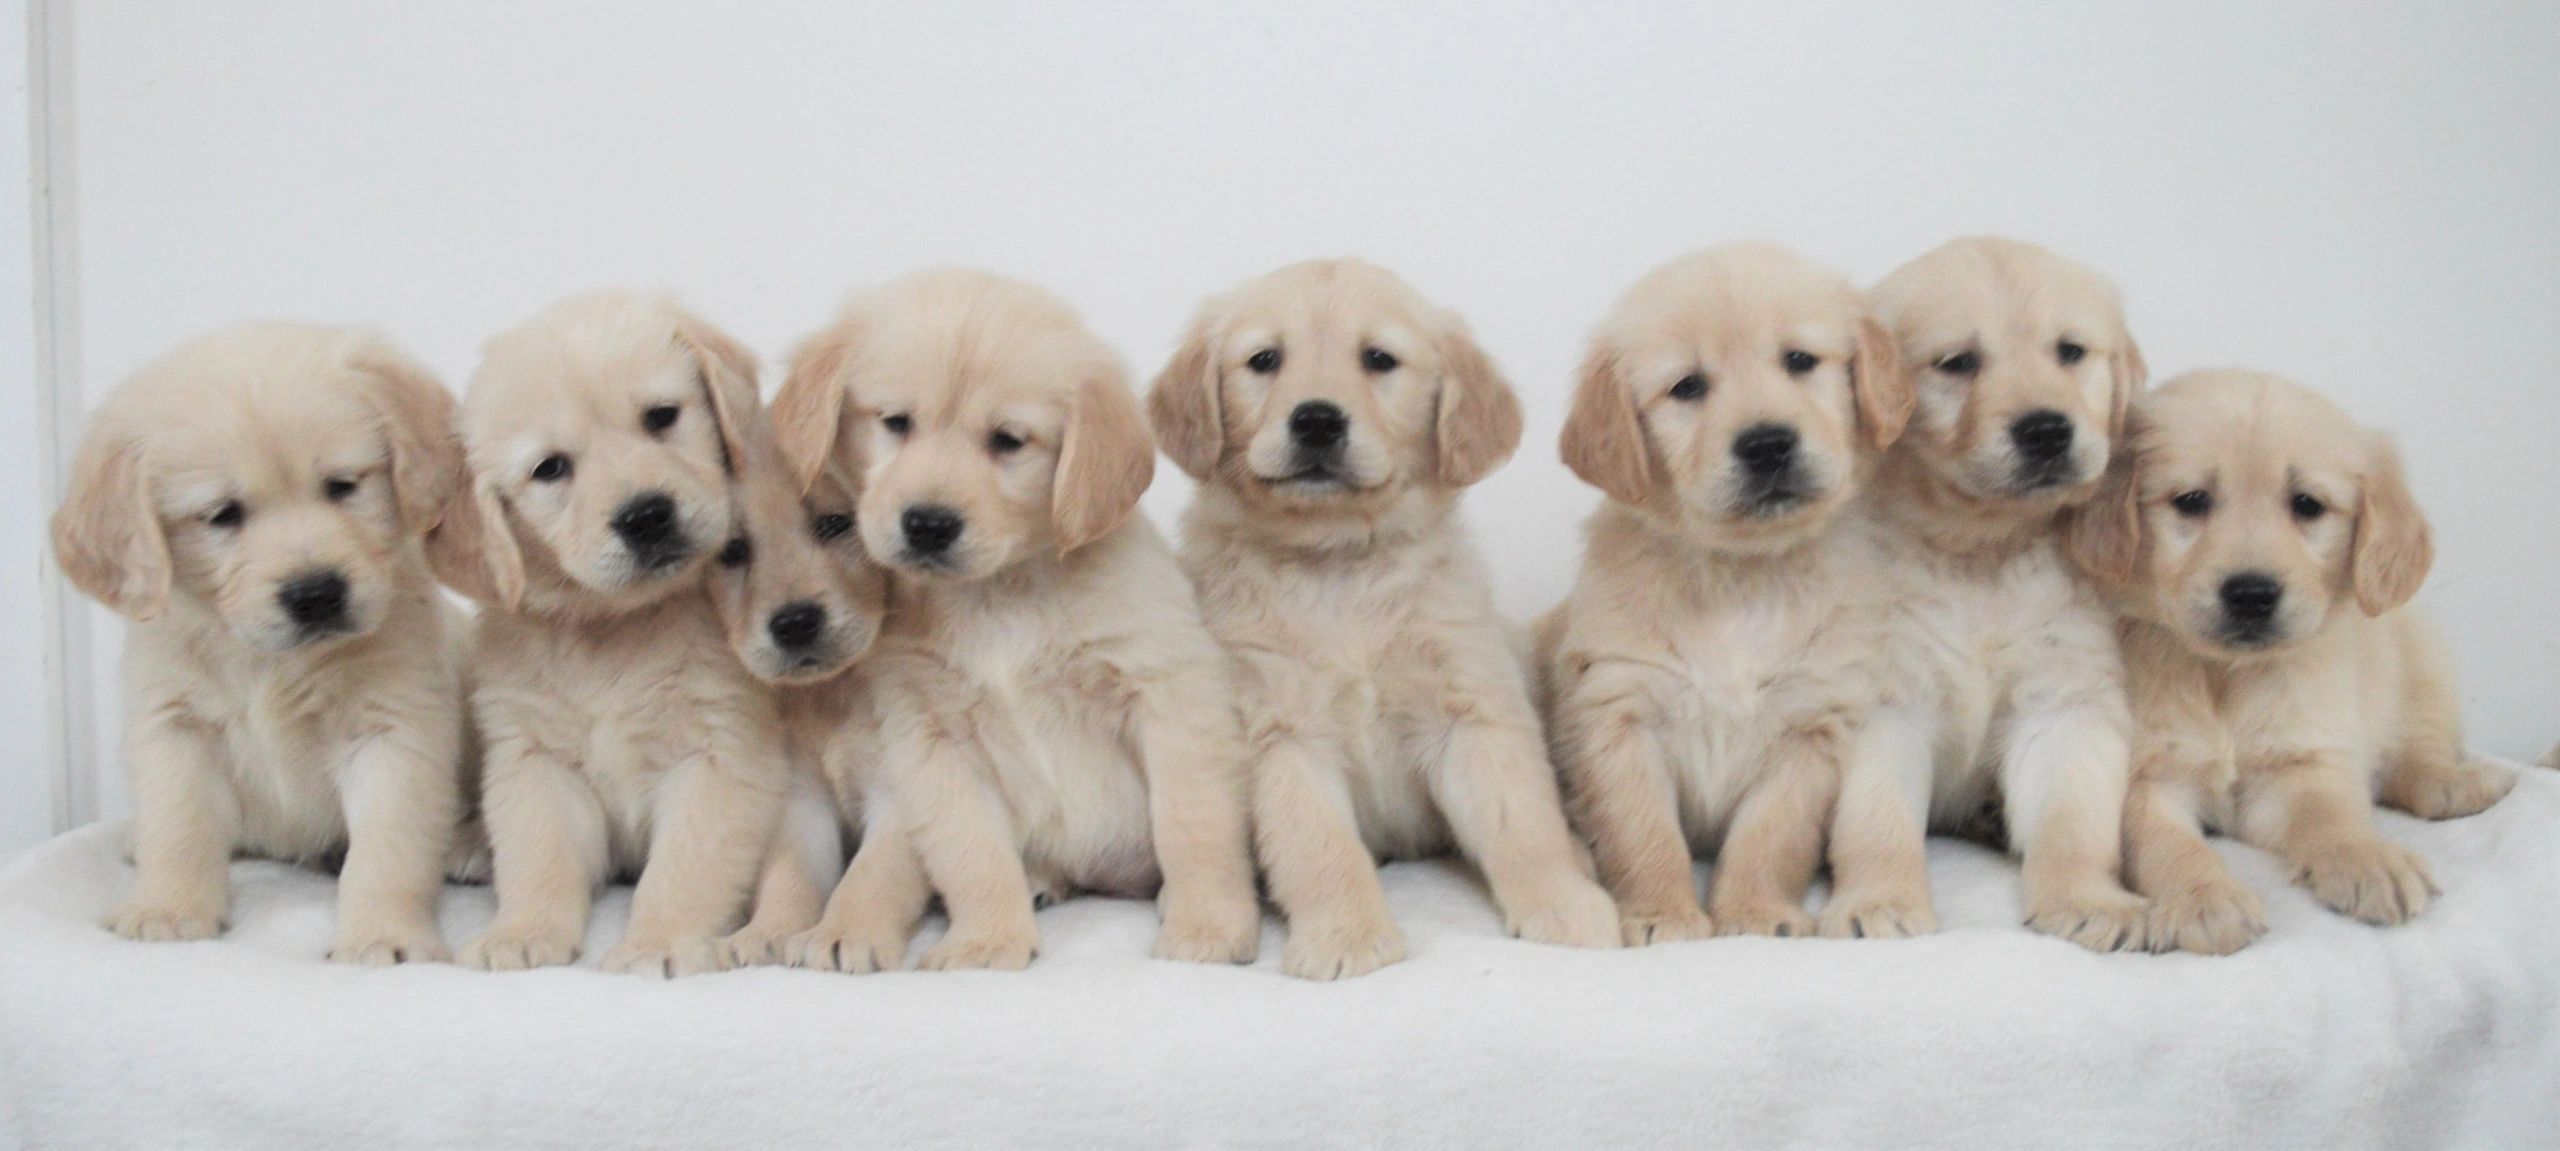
<box><xmin>30</xmin><ymin>0</ymin><xmax>89</xmax><ymax>832</ymax></box>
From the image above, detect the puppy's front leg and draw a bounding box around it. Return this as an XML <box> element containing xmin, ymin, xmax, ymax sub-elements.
<box><xmin>2124</xmin><ymin>772</ymin><xmax>2263</xmax><ymax>954</ymax></box>
<box><xmin>1819</xmin><ymin>708</ymin><xmax>1938</xmax><ymax>940</ymax></box>
<box><xmin>1553</xmin><ymin>674</ymin><xmax>1713</xmax><ymax>945</ymax></box>
<box><xmin>461</xmin><ymin>752</ymin><xmax>607</xmax><ymax>971</ymax></box>
<box><xmin>329</xmin><ymin>726</ymin><xmax>462</xmax><ymax>964</ymax></box>
<box><xmin>721</xmin><ymin>777</ymin><xmax>845</xmax><ymax>967</ymax></box>
<box><xmin>907</xmin><ymin>740</ymin><xmax>1041</xmax><ymax>971</ymax></box>
<box><xmin>787</xmin><ymin>812</ymin><xmax>932</xmax><ymax>974</ymax></box>
<box><xmin>604</xmin><ymin>755</ymin><xmax>782</xmax><ymax>977</ymax></box>
<box><xmin>1257</xmin><ymin>738</ymin><xmax>1403</xmax><ymax>979</ymax></box>
<box><xmin>109</xmin><ymin>721</ymin><xmax>239</xmax><ymax>942</ymax></box>
<box><xmin>2003</xmin><ymin>704</ymin><xmax>2149</xmax><ymax>952</ymax></box>
<box><xmin>1132</xmin><ymin>675</ymin><xmax>1261</xmax><ymax>965</ymax></box>
<box><xmin>2238</xmin><ymin>750</ymin><xmax>2437</xmax><ymax>926</ymax></box>
<box><xmin>1707</xmin><ymin>724</ymin><xmax>1843</xmax><ymax>938</ymax></box>
<box><xmin>1432</xmin><ymin>718</ymin><xmax>1619</xmax><ymax>950</ymax></box>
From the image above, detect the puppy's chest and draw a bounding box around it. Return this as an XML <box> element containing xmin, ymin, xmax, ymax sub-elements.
<box><xmin>1226</xmin><ymin>558</ymin><xmax>1443</xmax><ymax>712</ymax></box>
<box><xmin>1657</xmin><ymin>587</ymin><xmax>1846</xmax><ymax>724</ymax></box>
<box><xmin>496</xmin><ymin>610</ymin><xmax>746</xmax><ymax>776</ymax></box>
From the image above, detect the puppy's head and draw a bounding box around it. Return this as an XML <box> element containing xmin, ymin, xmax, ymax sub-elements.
<box><xmin>773</xmin><ymin>269</ymin><xmax>1152</xmax><ymax>583</ymax></box>
<box><xmin>705</xmin><ymin>404</ymin><xmax>887</xmax><ymax>686</ymax></box>
<box><xmin>2065</xmin><ymin>369</ymin><xmax>2431</xmax><ymax>660</ymax></box>
<box><xmin>1559</xmin><ymin>244</ymin><xmax>1911</xmax><ymax>553</ymax></box>
<box><xmin>1870</xmin><ymin>237</ymin><xmax>2144</xmax><ymax>520</ymax></box>
<box><xmin>53</xmin><ymin>323</ymin><xmax>463</xmax><ymax>653</ymax></box>
<box><xmin>429</xmin><ymin>292</ymin><xmax>755</xmax><ymax>616</ymax></box>
<box><xmin>1146</xmin><ymin>258</ymin><xmax>1522</xmax><ymax>520</ymax></box>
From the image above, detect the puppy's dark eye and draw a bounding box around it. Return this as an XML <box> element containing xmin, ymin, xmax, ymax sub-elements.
<box><xmin>1246</xmin><ymin>348</ymin><xmax>1282</xmax><ymax>374</ymax></box>
<box><xmin>1668</xmin><ymin>372</ymin><xmax>1708</xmax><ymax>402</ymax></box>
<box><xmin>1360</xmin><ymin>347</ymin><xmax>1399</xmax><ymax>374</ymax></box>
<box><xmin>881</xmin><ymin>413</ymin><xmax>912</xmax><ymax>437</ymax></box>
<box><xmin>2171</xmin><ymin>490</ymin><xmax>2214</xmax><ymax>517</ymax></box>
<box><xmin>811</xmin><ymin>513</ymin><xmax>853</xmax><ymax>541</ymax></box>
<box><xmin>1935</xmin><ymin>350</ymin><xmax>1982</xmax><ymax>377</ymax></box>
<box><xmin>324</xmin><ymin>477</ymin><xmax>359</xmax><ymax>502</ymax></box>
<box><xmin>643</xmin><ymin>404</ymin><xmax>681</xmax><ymax>434</ymax></box>
<box><xmin>1782</xmin><ymin>350</ymin><xmax>1819</xmax><ymax>377</ymax></box>
<box><xmin>2290</xmin><ymin>493</ymin><xmax>2326</xmax><ymax>521</ymax></box>
<box><xmin>988</xmin><ymin>430</ymin><xmax>1024</xmax><ymax>456</ymax></box>
<box><xmin>207</xmin><ymin>501</ymin><xmax>246</xmax><ymax>529</ymax></box>
<box><xmin>531</xmin><ymin>455</ymin><xmax>572</xmax><ymax>483</ymax></box>
<box><xmin>718</xmin><ymin>537</ymin><xmax>753</xmax><ymax>568</ymax></box>
<box><xmin>2056</xmin><ymin>341</ymin><xmax>2087</xmax><ymax>366</ymax></box>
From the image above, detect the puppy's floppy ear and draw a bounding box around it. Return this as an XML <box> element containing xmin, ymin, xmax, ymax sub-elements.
<box><xmin>1560</xmin><ymin>341</ymin><xmax>1656</xmax><ymax>505</ymax></box>
<box><xmin>773</xmin><ymin>317</ymin><xmax>860</xmax><ymax>496</ymax></box>
<box><xmin>1851</xmin><ymin>317</ymin><xmax>1915</xmax><ymax>451</ymax></box>
<box><xmin>51</xmin><ymin>421</ymin><xmax>171</xmax><ymax>621</ymax></box>
<box><xmin>2062</xmin><ymin>408</ymin><xmax>2148</xmax><ymax>588</ymax></box>
<box><xmin>345</xmin><ymin>335</ymin><xmax>464</xmax><ymax>534</ymax></box>
<box><xmin>672</xmin><ymin>309</ymin><xmax>762</xmax><ymax>476</ymax></box>
<box><xmin>1144</xmin><ymin>308</ymin><xmax>1225</xmax><ymax>482</ymax></box>
<box><xmin>1052</xmin><ymin>375</ymin><xmax>1156</xmax><ymax>553</ymax></box>
<box><xmin>1432</xmin><ymin>314</ymin><xmax>1523</xmax><ymax>488</ymax></box>
<box><xmin>2350</xmin><ymin>434</ymin><xmax>2432</xmax><ymax>616</ymax></box>
<box><xmin>424</xmin><ymin>476</ymin><xmax>527</xmax><ymax>611</ymax></box>
<box><xmin>2108</xmin><ymin>335</ymin><xmax>2149</xmax><ymax>442</ymax></box>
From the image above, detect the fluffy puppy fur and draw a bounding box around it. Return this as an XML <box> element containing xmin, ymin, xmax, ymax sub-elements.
<box><xmin>772</xmin><ymin>268</ymin><xmax>1260</xmax><ymax>971</ymax></box>
<box><xmin>1539</xmin><ymin>245</ymin><xmax>1914</xmax><ymax>943</ymax></box>
<box><xmin>53</xmin><ymin>322</ymin><xmax>469</xmax><ymax>963</ymax></box>
<box><xmin>2067</xmin><ymin>369</ymin><xmax>2511</xmax><ymax>947</ymax></box>
<box><xmin>694</xmin><ymin>396</ymin><xmax>900</xmax><ymax>969</ymax></box>
<box><xmin>429</xmin><ymin>291</ymin><xmax>788</xmax><ymax>977</ymax></box>
<box><xmin>1151</xmin><ymin>258</ymin><xmax>1617</xmax><ymax>979</ymax></box>
<box><xmin>1826</xmin><ymin>237</ymin><xmax>2153</xmax><ymax>951</ymax></box>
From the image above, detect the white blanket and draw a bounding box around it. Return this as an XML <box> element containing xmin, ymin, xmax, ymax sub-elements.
<box><xmin>3</xmin><ymin>767</ymin><xmax>2554</xmax><ymax>1150</ymax></box>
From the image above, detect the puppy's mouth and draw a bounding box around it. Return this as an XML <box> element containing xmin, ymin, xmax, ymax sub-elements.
<box><xmin>2212</xmin><ymin>616</ymin><xmax>2288</xmax><ymax>651</ymax></box>
<box><xmin>1254</xmin><ymin>456</ymin><xmax>1376</xmax><ymax>495</ymax></box>
<box><xmin>1731</xmin><ymin>473</ymin><xmax>1823</xmax><ymax>519</ymax></box>
<box><xmin>627</xmin><ymin>538</ymin><xmax>698</xmax><ymax>576</ymax></box>
<box><xmin>2006</xmin><ymin>458</ymin><xmax>2083</xmax><ymax>495</ymax></box>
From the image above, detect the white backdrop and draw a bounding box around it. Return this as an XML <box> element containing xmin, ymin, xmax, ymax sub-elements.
<box><xmin>26</xmin><ymin>1</ymin><xmax>2557</xmax><ymax>846</ymax></box>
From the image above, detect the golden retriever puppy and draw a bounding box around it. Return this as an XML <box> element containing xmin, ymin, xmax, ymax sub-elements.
<box><xmin>1825</xmin><ymin>237</ymin><xmax>2152</xmax><ymax>950</ymax></box>
<box><xmin>52</xmin><ymin>322</ymin><xmax>469</xmax><ymax>963</ymax></box>
<box><xmin>1150</xmin><ymin>258</ymin><xmax>1618</xmax><ymax>979</ymax></box>
<box><xmin>2066</xmin><ymin>369</ymin><xmax>2512</xmax><ymax>946</ymax></box>
<box><xmin>1539</xmin><ymin>245</ymin><xmax>1914</xmax><ymax>943</ymax></box>
<box><xmin>429</xmin><ymin>291</ymin><xmax>789</xmax><ymax>977</ymax></box>
<box><xmin>695</xmin><ymin>400</ymin><xmax>918</xmax><ymax>970</ymax></box>
<box><xmin>772</xmin><ymin>268</ymin><xmax>1260</xmax><ymax>971</ymax></box>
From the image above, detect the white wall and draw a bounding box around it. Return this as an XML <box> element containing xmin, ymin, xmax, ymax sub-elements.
<box><xmin>31</xmin><ymin>1</ymin><xmax>2558</xmax><ymax>842</ymax></box>
<box><xmin>0</xmin><ymin>0</ymin><xmax>59</xmax><ymax>851</ymax></box>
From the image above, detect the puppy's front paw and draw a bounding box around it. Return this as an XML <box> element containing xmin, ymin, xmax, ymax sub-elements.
<box><xmin>599</xmin><ymin>935</ymin><xmax>732</xmax><ymax>978</ymax></box>
<box><xmin>329</xmin><ymin>920</ymin><xmax>451</xmax><ymax>966</ymax></box>
<box><xmin>918</xmin><ymin>926</ymin><xmax>1037</xmax><ymax>972</ymax></box>
<box><xmin>1713</xmin><ymin>897</ymin><xmax>1817</xmax><ymax>939</ymax></box>
<box><xmin>2143</xmin><ymin>880</ymin><xmax>2266</xmax><ymax>955</ymax></box>
<box><xmin>2296</xmin><ymin>839</ymin><xmax>2436</xmax><ymax>926</ymax></box>
<box><xmin>459</xmin><ymin>924</ymin><xmax>581</xmax><ymax>971</ymax></box>
<box><xmin>1506</xmin><ymin>880</ymin><xmax>1621</xmax><ymax>950</ymax></box>
<box><xmin>1152</xmin><ymin>890</ymin><xmax>1262</xmax><ymax>965</ymax></box>
<box><xmin>1281</xmin><ymin>911</ymin><xmax>1406</xmax><ymax>980</ymax></box>
<box><xmin>105</xmin><ymin>901</ymin><xmax>226</xmax><ymax>943</ymax></box>
<box><xmin>718</xmin><ymin>925</ymin><xmax>796</xmax><ymax>968</ymax></box>
<box><xmin>1817</xmin><ymin>891</ymin><xmax>1939</xmax><ymax>940</ymax></box>
<box><xmin>2394</xmin><ymin>760</ymin><xmax>2515</xmax><ymax>821</ymax></box>
<box><xmin>2025</xmin><ymin>887</ymin><xmax>2149</xmax><ymax>952</ymax></box>
<box><xmin>1619</xmin><ymin>903</ymin><xmax>1717</xmax><ymax>947</ymax></box>
<box><xmin>784</xmin><ymin>919</ymin><xmax>912</xmax><ymax>974</ymax></box>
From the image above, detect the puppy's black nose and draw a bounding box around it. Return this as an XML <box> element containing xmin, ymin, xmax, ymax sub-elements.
<box><xmin>1732</xmin><ymin>423</ymin><xmax>1800</xmax><ymax>477</ymax></box>
<box><xmin>2220</xmin><ymin>573</ymin><xmax>2283</xmax><ymax>623</ymax></box>
<box><xmin>1288</xmin><ymin>401</ymin><xmax>1349</xmax><ymax>449</ymax></box>
<box><xmin>278</xmin><ymin>571</ymin><xmax>349</xmax><ymax>627</ymax></box>
<box><xmin>768</xmin><ymin>601</ymin><xmax>826</xmax><ymax>651</ymax></box>
<box><xmin>901</xmin><ymin>505</ymin><xmax>965</xmax><ymax>555</ymax></box>
<box><xmin>2010</xmin><ymin>410</ymin><xmax>2075</xmax><ymax>463</ymax></box>
<box><xmin>611</xmin><ymin>492</ymin><xmax>679</xmax><ymax>548</ymax></box>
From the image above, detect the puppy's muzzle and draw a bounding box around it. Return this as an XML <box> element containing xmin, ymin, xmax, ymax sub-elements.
<box><xmin>2007</xmin><ymin>410</ymin><xmax>2079</xmax><ymax>489</ymax></box>
<box><xmin>900</xmin><ymin>504</ymin><xmax>965</xmax><ymax>566</ymax></box>
<box><xmin>611</xmin><ymin>491</ymin><xmax>693</xmax><ymax>571</ymax></box>
<box><xmin>1730</xmin><ymin>422</ymin><xmax>1813</xmax><ymax>515</ymax></box>
<box><xmin>1271</xmin><ymin>401</ymin><xmax>1352</xmax><ymax>487</ymax></box>
<box><xmin>2215</xmin><ymin>572</ymin><xmax>2284</xmax><ymax>646</ymax></box>
<box><xmin>768</xmin><ymin>601</ymin><xmax>827</xmax><ymax>654</ymax></box>
<box><xmin>276</xmin><ymin>569</ymin><xmax>352</xmax><ymax>638</ymax></box>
